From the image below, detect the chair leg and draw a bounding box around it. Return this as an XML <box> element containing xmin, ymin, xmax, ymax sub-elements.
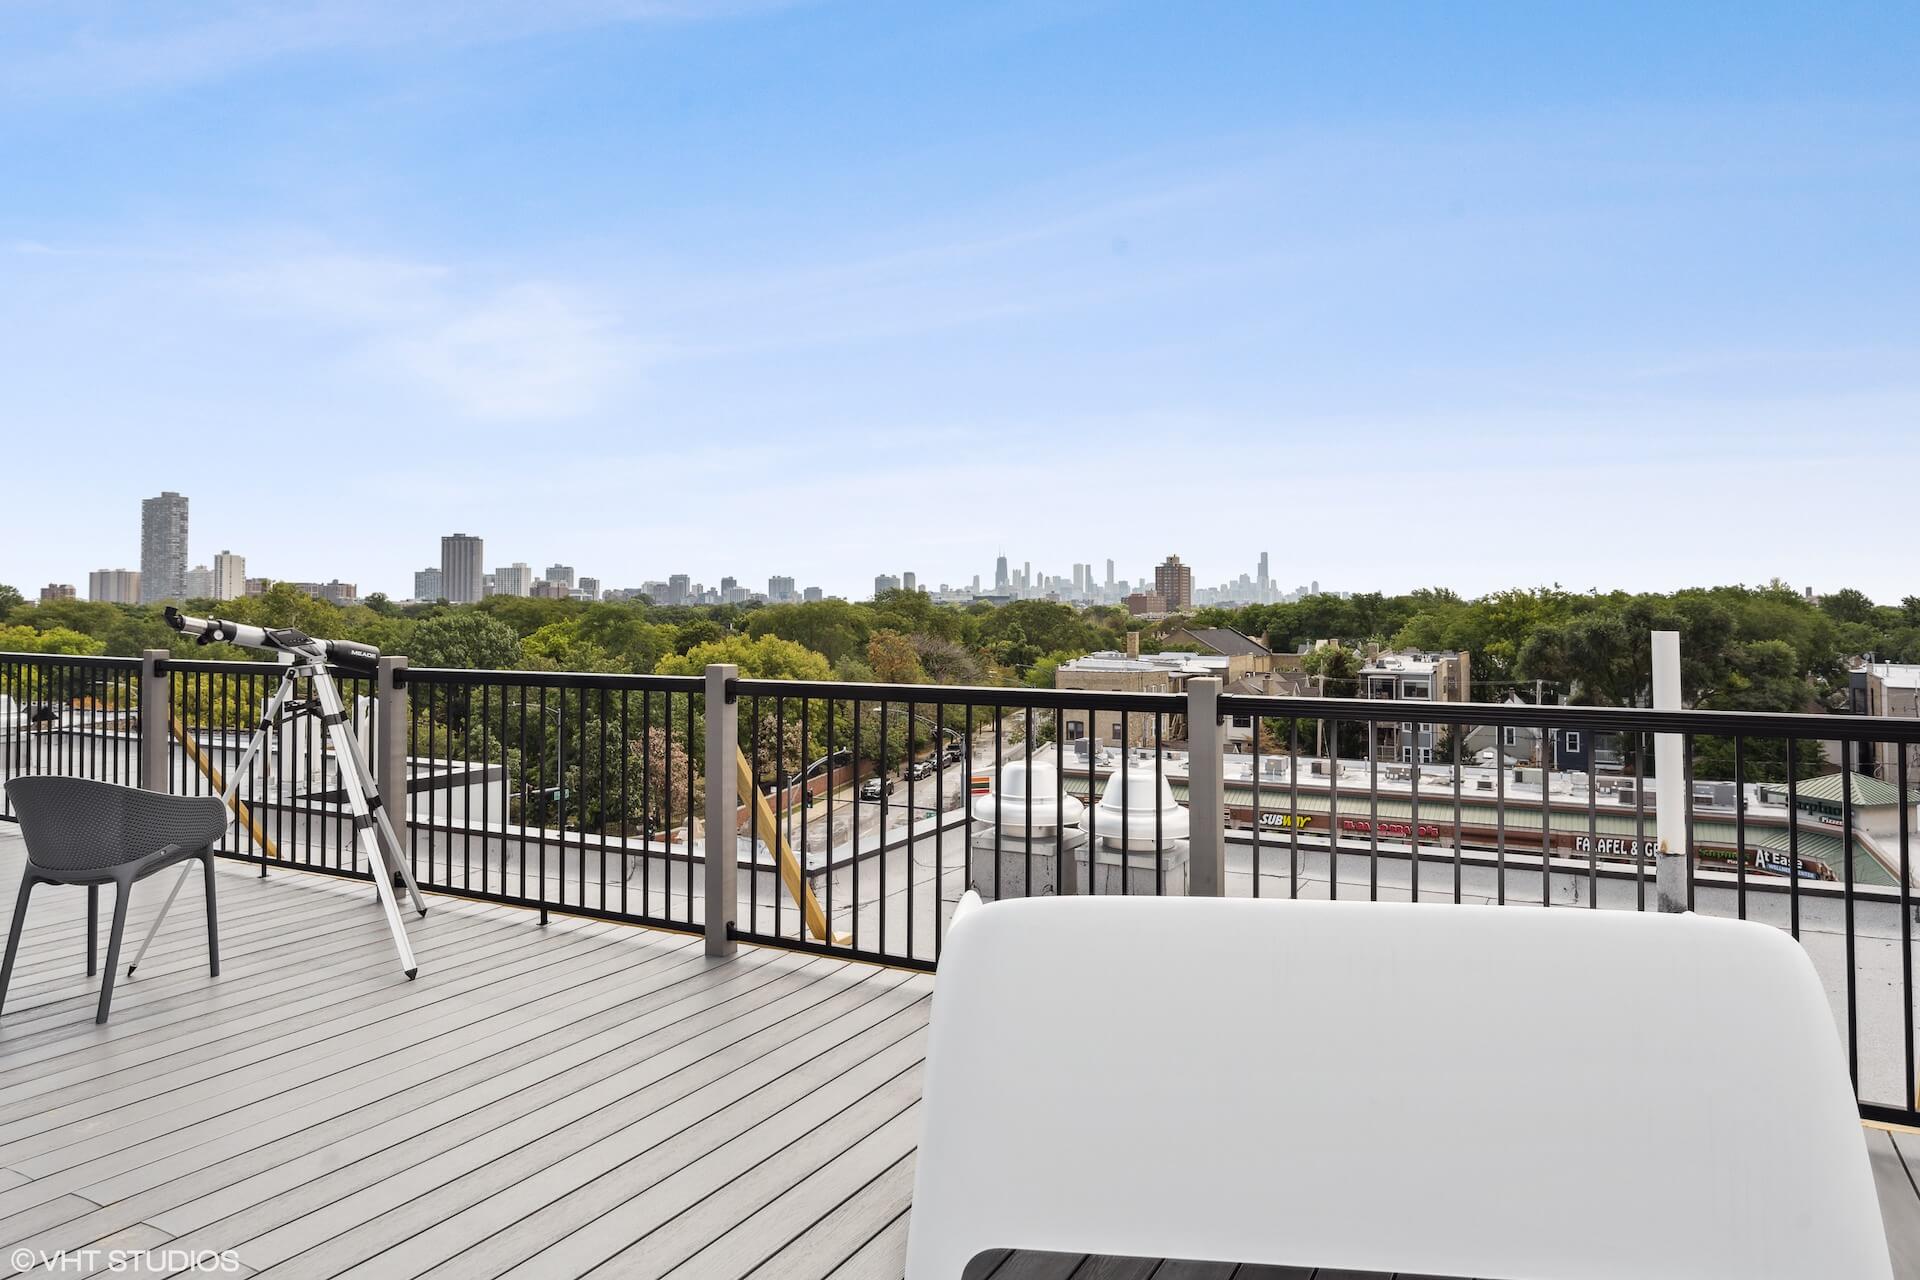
<box><xmin>0</xmin><ymin>872</ymin><xmax>37</xmax><ymax>1018</ymax></box>
<box><xmin>87</xmin><ymin>885</ymin><xmax>99</xmax><ymax>977</ymax></box>
<box><xmin>96</xmin><ymin>880</ymin><xmax>132</xmax><ymax>1026</ymax></box>
<box><xmin>202</xmin><ymin>854</ymin><xmax>220</xmax><ymax>978</ymax></box>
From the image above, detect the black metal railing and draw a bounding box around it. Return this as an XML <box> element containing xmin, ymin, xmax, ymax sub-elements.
<box><xmin>4</xmin><ymin>648</ymin><xmax>1918</xmax><ymax>1126</ymax></box>
<box><xmin>0</xmin><ymin>653</ymin><xmax>142</xmax><ymax>819</ymax></box>
<box><xmin>154</xmin><ymin>656</ymin><xmax>380</xmax><ymax>876</ymax></box>
<box><xmin>394</xmin><ymin>666</ymin><xmax>707</xmax><ymax>934</ymax></box>
<box><xmin>729</xmin><ymin>678</ymin><xmax>1186</xmax><ymax>968</ymax></box>
<box><xmin>1217</xmin><ymin>690</ymin><xmax>1920</xmax><ymax>1127</ymax></box>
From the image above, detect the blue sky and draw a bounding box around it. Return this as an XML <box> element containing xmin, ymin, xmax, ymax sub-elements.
<box><xmin>3</xmin><ymin>1</ymin><xmax>1917</xmax><ymax>602</ymax></box>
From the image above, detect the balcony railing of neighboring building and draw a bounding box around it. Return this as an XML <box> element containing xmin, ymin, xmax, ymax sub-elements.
<box><xmin>5</xmin><ymin>647</ymin><xmax>1920</xmax><ymax>1127</ymax></box>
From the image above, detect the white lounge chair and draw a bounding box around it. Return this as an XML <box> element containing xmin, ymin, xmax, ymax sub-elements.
<box><xmin>906</xmin><ymin>896</ymin><xmax>1892</xmax><ymax>1278</ymax></box>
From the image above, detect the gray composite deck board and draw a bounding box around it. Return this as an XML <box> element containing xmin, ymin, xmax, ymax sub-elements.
<box><xmin>1870</xmin><ymin>1128</ymin><xmax>1920</xmax><ymax>1278</ymax></box>
<box><xmin>0</xmin><ymin>828</ymin><xmax>937</xmax><ymax>1278</ymax></box>
<box><xmin>0</xmin><ymin>825</ymin><xmax>1911</xmax><ymax>1279</ymax></box>
<box><xmin>224</xmin><ymin>961</ymin><xmax>878</xmax><ymax>1276</ymax></box>
<box><xmin>824</xmin><ymin>1208</ymin><xmax>913</xmax><ymax>1280</ymax></box>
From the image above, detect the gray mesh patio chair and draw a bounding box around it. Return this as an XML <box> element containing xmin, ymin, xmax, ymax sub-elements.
<box><xmin>2</xmin><ymin>777</ymin><xmax>228</xmax><ymax>1024</ymax></box>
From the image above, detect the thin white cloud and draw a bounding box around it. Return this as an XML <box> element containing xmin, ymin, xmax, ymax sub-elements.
<box><xmin>218</xmin><ymin>247</ymin><xmax>634</xmax><ymax>420</ymax></box>
<box><xmin>1</xmin><ymin>0</ymin><xmax>808</xmax><ymax>97</ymax></box>
<box><xmin>390</xmin><ymin>282</ymin><xmax>625</xmax><ymax>420</ymax></box>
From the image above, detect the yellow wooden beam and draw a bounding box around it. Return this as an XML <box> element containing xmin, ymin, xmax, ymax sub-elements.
<box><xmin>169</xmin><ymin>713</ymin><xmax>280</xmax><ymax>860</ymax></box>
<box><xmin>735</xmin><ymin>747</ymin><xmax>847</xmax><ymax>945</ymax></box>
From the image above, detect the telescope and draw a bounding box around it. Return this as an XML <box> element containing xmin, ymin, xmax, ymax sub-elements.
<box><xmin>155</xmin><ymin>605</ymin><xmax>425</xmax><ymax>979</ymax></box>
<box><xmin>164</xmin><ymin>607</ymin><xmax>381</xmax><ymax>677</ymax></box>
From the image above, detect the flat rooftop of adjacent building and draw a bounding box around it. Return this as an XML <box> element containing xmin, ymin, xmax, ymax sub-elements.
<box><xmin>1860</xmin><ymin>661</ymin><xmax>1920</xmax><ymax>690</ymax></box>
<box><xmin>1057</xmin><ymin>650</ymin><xmax>1224</xmax><ymax>674</ymax></box>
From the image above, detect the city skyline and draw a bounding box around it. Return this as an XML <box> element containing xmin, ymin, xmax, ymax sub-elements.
<box><xmin>48</xmin><ymin>495</ymin><xmax>1335</xmax><ymax>608</ymax></box>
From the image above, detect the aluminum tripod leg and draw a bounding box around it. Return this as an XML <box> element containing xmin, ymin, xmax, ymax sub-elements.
<box><xmin>330</xmin><ymin>705</ymin><xmax>426</xmax><ymax>915</ymax></box>
<box><xmin>130</xmin><ymin>666</ymin><xmax>298</xmax><ymax>979</ymax></box>
<box><xmin>310</xmin><ymin>673</ymin><xmax>426</xmax><ymax>916</ymax></box>
<box><xmin>125</xmin><ymin>862</ymin><xmax>193</xmax><ymax>977</ymax></box>
<box><xmin>219</xmin><ymin>665</ymin><xmax>300</xmax><ymax>809</ymax></box>
<box><xmin>311</xmin><ymin>672</ymin><xmax>419</xmax><ymax>977</ymax></box>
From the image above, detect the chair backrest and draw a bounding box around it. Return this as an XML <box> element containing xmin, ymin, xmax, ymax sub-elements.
<box><xmin>4</xmin><ymin>776</ymin><xmax>228</xmax><ymax>875</ymax></box>
<box><xmin>905</xmin><ymin>897</ymin><xmax>1892</xmax><ymax>1279</ymax></box>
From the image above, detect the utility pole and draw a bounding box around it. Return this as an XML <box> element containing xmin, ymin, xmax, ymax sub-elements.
<box><xmin>1536</xmin><ymin>678</ymin><xmax>1546</xmax><ymax>766</ymax></box>
<box><xmin>1316</xmin><ymin>674</ymin><xmax>1326</xmax><ymax>759</ymax></box>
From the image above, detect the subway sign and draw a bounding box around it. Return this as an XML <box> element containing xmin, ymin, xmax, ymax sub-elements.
<box><xmin>1256</xmin><ymin>811</ymin><xmax>1314</xmax><ymax>830</ymax></box>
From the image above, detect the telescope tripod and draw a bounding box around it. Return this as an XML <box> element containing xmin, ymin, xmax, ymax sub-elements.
<box><xmin>128</xmin><ymin>658</ymin><xmax>427</xmax><ymax>981</ymax></box>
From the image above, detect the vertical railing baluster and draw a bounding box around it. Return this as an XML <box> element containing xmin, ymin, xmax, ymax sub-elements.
<box><xmin>1841</xmin><ymin>733</ymin><xmax>1858</xmax><ymax>1090</ymax></box>
<box><xmin>1900</xmin><ymin>746</ymin><xmax>1914</xmax><ymax>1116</ymax></box>
<box><xmin>1289</xmin><ymin>719</ymin><xmax>1301</xmax><ymax>900</ymax></box>
<box><xmin>1409</xmin><ymin>738</ymin><xmax>1421</xmax><ymax>904</ymax></box>
<box><xmin>1368</xmin><ymin>715</ymin><xmax>1379</xmax><ymax>901</ymax></box>
<box><xmin>1452</xmin><ymin>724</ymin><xmax>1463</xmax><ymax>904</ymax></box>
<box><xmin>1494</xmin><ymin>721</ymin><xmax>1507</xmax><ymax>906</ymax></box>
<box><xmin>1327</xmin><ymin>717</ymin><xmax>1339</xmax><ymax>901</ymax></box>
<box><xmin>1634</xmin><ymin>734</ymin><xmax>1647</xmax><ymax>911</ymax></box>
<box><xmin>1787</xmin><ymin>738</ymin><xmax>1800</xmax><ymax>939</ymax></box>
<box><xmin>1734</xmin><ymin>735</ymin><xmax>1747</xmax><ymax>919</ymax></box>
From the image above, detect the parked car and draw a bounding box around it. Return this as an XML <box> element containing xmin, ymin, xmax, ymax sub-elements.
<box><xmin>909</xmin><ymin>759</ymin><xmax>937</xmax><ymax>781</ymax></box>
<box><xmin>859</xmin><ymin>776</ymin><xmax>895</xmax><ymax>802</ymax></box>
<box><xmin>941</xmin><ymin>743</ymin><xmax>966</xmax><ymax>766</ymax></box>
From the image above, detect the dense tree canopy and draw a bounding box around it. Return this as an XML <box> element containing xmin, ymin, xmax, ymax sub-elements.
<box><xmin>1</xmin><ymin>579</ymin><xmax>1911</xmax><ymax>725</ymax></box>
<box><xmin>11</xmin><ymin>578</ymin><xmax>1916</xmax><ymax>824</ymax></box>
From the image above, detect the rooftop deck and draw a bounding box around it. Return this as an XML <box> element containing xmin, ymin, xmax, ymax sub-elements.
<box><xmin>0</xmin><ymin>825</ymin><xmax>1915</xmax><ymax>1278</ymax></box>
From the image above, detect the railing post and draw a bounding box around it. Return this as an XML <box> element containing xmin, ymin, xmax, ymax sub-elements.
<box><xmin>1651</xmin><ymin>630</ymin><xmax>1688</xmax><ymax>913</ymax></box>
<box><xmin>377</xmin><ymin>656</ymin><xmax>409</xmax><ymax>854</ymax></box>
<box><xmin>704</xmin><ymin>664</ymin><xmax>739</xmax><ymax>956</ymax></box>
<box><xmin>139</xmin><ymin>648</ymin><xmax>168</xmax><ymax>793</ymax></box>
<box><xmin>1187</xmin><ymin>677</ymin><xmax>1226</xmax><ymax>896</ymax></box>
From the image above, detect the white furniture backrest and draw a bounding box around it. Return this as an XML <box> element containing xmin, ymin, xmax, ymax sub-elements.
<box><xmin>906</xmin><ymin>896</ymin><xmax>1892</xmax><ymax>1279</ymax></box>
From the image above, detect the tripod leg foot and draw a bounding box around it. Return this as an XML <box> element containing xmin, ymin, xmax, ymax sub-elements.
<box><xmin>405</xmin><ymin>967</ymin><xmax>418</xmax><ymax>980</ymax></box>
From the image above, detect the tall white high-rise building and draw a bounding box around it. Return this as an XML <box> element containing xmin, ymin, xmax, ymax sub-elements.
<box><xmin>140</xmin><ymin>491</ymin><xmax>189</xmax><ymax>603</ymax></box>
<box><xmin>493</xmin><ymin>563</ymin><xmax>534</xmax><ymax>597</ymax></box>
<box><xmin>577</xmin><ymin>576</ymin><xmax>600</xmax><ymax>601</ymax></box>
<box><xmin>212</xmin><ymin>550</ymin><xmax>246</xmax><ymax>601</ymax></box>
<box><xmin>414</xmin><ymin>566</ymin><xmax>444</xmax><ymax>601</ymax></box>
<box><xmin>544</xmin><ymin>564</ymin><xmax>575</xmax><ymax>589</ymax></box>
<box><xmin>183</xmin><ymin>565</ymin><xmax>215</xmax><ymax>599</ymax></box>
<box><xmin>441</xmin><ymin>533</ymin><xmax>484</xmax><ymax>604</ymax></box>
<box><xmin>89</xmin><ymin>569</ymin><xmax>141</xmax><ymax>605</ymax></box>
